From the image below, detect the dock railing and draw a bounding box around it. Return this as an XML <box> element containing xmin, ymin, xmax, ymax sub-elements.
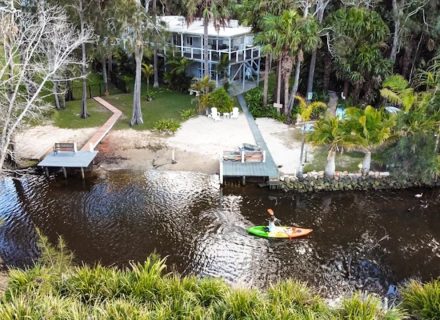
<box><xmin>223</xmin><ymin>150</ymin><xmax>265</xmax><ymax>163</ymax></box>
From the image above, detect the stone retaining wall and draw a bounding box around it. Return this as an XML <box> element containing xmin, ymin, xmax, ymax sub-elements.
<box><xmin>280</xmin><ymin>171</ymin><xmax>440</xmax><ymax>192</ymax></box>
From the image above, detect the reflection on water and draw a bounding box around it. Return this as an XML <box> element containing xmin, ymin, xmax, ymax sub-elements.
<box><xmin>0</xmin><ymin>170</ymin><xmax>439</xmax><ymax>297</ymax></box>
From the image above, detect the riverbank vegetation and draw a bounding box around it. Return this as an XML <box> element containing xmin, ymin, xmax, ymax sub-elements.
<box><xmin>2</xmin><ymin>0</ymin><xmax>440</xmax><ymax>176</ymax></box>
<box><xmin>1</xmin><ymin>235</ymin><xmax>439</xmax><ymax>319</ymax></box>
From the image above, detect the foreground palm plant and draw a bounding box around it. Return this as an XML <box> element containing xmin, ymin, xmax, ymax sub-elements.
<box><xmin>306</xmin><ymin>115</ymin><xmax>350</xmax><ymax>178</ymax></box>
<box><xmin>345</xmin><ymin>106</ymin><xmax>395</xmax><ymax>175</ymax></box>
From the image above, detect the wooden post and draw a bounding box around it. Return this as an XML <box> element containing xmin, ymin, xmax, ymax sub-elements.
<box><xmin>171</xmin><ymin>149</ymin><xmax>176</xmax><ymax>164</ymax></box>
<box><xmin>241</xmin><ymin>150</ymin><xmax>245</xmax><ymax>163</ymax></box>
<box><xmin>242</xmin><ymin>176</ymin><xmax>246</xmax><ymax>185</ymax></box>
<box><xmin>45</xmin><ymin>167</ymin><xmax>49</xmax><ymax>177</ymax></box>
<box><xmin>62</xmin><ymin>167</ymin><xmax>67</xmax><ymax>179</ymax></box>
<box><xmin>219</xmin><ymin>157</ymin><xmax>224</xmax><ymax>185</ymax></box>
<box><xmin>80</xmin><ymin>167</ymin><xmax>85</xmax><ymax>180</ymax></box>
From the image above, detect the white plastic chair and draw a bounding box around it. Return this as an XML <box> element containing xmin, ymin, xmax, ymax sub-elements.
<box><xmin>231</xmin><ymin>107</ymin><xmax>239</xmax><ymax>119</ymax></box>
<box><xmin>211</xmin><ymin>107</ymin><xmax>221</xmax><ymax>121</ymax></box>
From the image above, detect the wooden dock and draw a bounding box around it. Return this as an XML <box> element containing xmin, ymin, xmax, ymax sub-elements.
<box><xmin>220</xmin><ymin>94</ymin><xmax>279</xmax><ymax>185</ymax></box>
<box><xmin>80</xmin><ymin>97</ymin><xmax>122</xmax><ymax>151</ymax></box>
<box><xmin>38</xmin><ymin>97</ymin><xmax>122</xmax><ymax>178</ymax></box>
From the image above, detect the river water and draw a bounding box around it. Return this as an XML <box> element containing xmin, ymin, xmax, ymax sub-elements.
<box><xmin>0</xmin><ymin>170</ymin><xmax>439</xmax><ymax>297</ymax></box>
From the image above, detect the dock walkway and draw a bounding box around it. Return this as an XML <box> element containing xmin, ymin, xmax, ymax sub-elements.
<box><xmin>221</xmin><ymin>95</ymin><xmax>278</xmax><ymax>183</ymax></box>
<box><xmin>80</xmin><ymin>97</ymin><xmax>122</xmax><ymax>151</ymax></box>
<box><xmin>38</xmin><ymin>97</ymin><xmax>122</xmax><ymax>178</ymax></box>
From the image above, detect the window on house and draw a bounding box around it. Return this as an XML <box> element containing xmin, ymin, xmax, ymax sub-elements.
<box><xmin>186</xmin><ymin>37</ymin><xmax>193</xmax><ymax>46</ymax></box>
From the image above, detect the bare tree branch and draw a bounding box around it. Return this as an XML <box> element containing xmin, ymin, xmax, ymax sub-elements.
<box><xmin>0</xmin><ymin>3</ymin><xmax>92</xmax><ymax>173</ymax></box>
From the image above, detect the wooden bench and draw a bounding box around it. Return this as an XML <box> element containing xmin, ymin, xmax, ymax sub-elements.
<box><xmin>54</xmin><ymin>143</ymin><xmax>76</xmax><ymax>153</ymax></box>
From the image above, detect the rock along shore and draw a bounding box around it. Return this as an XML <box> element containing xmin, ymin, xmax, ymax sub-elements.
<box><xmin>280</xmin><ymin>171</ymin><xmax>440</xmax><ymax>192</ymax></box>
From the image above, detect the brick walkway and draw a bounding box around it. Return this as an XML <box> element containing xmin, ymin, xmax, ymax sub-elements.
<box><xmin>80</xmin><ymin>97</ymin><xmax>122</xmax><ymax>151</ymax></box>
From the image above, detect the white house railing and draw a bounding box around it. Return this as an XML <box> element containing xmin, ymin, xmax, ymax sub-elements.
<box><xmin>164</xmin><ymin>45</ymin><xmax>260</xmax><ymax>63</ymax></box>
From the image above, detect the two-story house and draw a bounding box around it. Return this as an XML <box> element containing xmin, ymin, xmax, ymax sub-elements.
<box><xmin>160</xmin><ymin>16</ymin><xmax>261</xmax><ymax>95</ymax></box>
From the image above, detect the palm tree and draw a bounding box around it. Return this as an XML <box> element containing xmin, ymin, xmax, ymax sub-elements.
<box><xmin>121</xmin><ymin>0</ymin><xmax>163</xmax><ymax>126</ymax></box>
<box><xmin>141</xmin><ymin>63</ymin><xmax>154</xmax><ymax>93</ymax></box>
<box><xmin>258</xmin><ymin>10</ymin><xmax>302</xmax><ymax>111</ymax></box>
<box><xmin>241</xmin><ymin>0</ymin><xmax>295</xmax><ymax>106</ymax></box>
<box><xmin>185</xmin><ymin>0</ymin><xmax>233</xmax><ymax>78</ymax></box>
<box><xmin>296</xmin><ymin>96</ymin><xmax>327</xmax><ymax>177</ymax></box>
<box><xmin>345</xmin><ymin>106</ymin><xmax>394</xmax><ymax>175</ymax></box>
<box><xmin>380</xmin><ymin>74</ymin><xmax>416</xmax><ymax>112</ymax></box>
<box><xmin>191</xmin><ymin>75</ymin><xmax>216</xmax><ymax>112</ymax></box>
<box><xmin>215</xmin><ymin>53</ymin><xmax>229</xmax><ymax>86</ymax></box>
<box><xmin>307</xmin><ymin>115</ymin><xmax>350</xmax><ymax>178</ymax></box>
<box><xmin>259</xmin><ymin>10</ymin><xmax>320</xmax><ymax>115</ymax></box>
<box><xmin>287</xmin><ymin>15</ymin><xmax>321</xmax><ymax>114</ymax></box>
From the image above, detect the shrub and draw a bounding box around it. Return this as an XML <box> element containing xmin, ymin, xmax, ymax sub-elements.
<box><xmin>1</xmin><ymin>234</ymin><xmax>437</xmax><ymax>319</ymax></box>
<box><xmin>382</xmin><ymin>134</ymin><xmax>440</xmax><ymax>183</ymax></box>
<box><xmin>152</xmin><ymin>119</ymin><xmax>180</xmax><ymax>134</ymax></box>
<box><xmin>338</xmin><ymin>293</ymin><xmax>405</xmax><ymax>320</ymax></box>
<box><xmin>207</xmin><ymin>88</ymin><xmax>234</xmax><ymax>113</ymax></box>
<box><xmin>180</xmin><ymin>108</ymin><xmax>197</xmax><ymax>120</ymax></box>
<box><xmin>401</xmin><ymin>280</ymin><xmax>440</xmax><ymax>320</ymax></box>
<box><xmin>245</xmin><ymin>87</ymin><xmax>288</xmax><ymax>122</ymax></box>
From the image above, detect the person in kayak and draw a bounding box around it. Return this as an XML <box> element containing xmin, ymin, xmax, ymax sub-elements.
<box><xmin>266</xmin><ymin>208</ymin><xmax>279</xmax><ymax>232</ymax></box>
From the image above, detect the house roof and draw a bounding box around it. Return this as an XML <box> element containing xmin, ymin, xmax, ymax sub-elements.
<box><xmin>160</xmin><ymin>16</ymin><xmax>252</xmax><ymax>38</ymax></box>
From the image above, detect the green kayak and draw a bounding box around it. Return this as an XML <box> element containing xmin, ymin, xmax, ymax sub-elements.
<box><xmin>247</xmin><ymin>226</ymin><xmax>313</xmax><ymax>239</ymax></box>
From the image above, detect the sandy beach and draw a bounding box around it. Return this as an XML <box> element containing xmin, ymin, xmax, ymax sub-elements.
<box><xmin>14</xmin><ymin>115</ymin><xmax>303</xmax><ymax>175</ymax></box>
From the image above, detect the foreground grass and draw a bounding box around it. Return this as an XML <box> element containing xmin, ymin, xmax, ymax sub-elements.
<box><xmin>2</xmin><ymin>236</ymin><xmax>439</xmax><ymax>319</ymax></box>
<box><xmin>52</xmin><ymin>86</ymin><xmax>194</xmax><ymax>130</ymax></box>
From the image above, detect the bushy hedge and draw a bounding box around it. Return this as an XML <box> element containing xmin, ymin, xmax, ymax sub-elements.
<box><xmin>152</xmin><ymin>119</ymin><xmax>180</xmax><ymax>134</ymax></box>
<box><xmin>208</xmin><ymin>88</ymin><xmax>234</xmax><ymax>113</ymax></box>
<box><xmin>2</xmin><ymin>236</ymin><xmax>439</xmax><ymax>319</ymax></box>
<box><xmin>245</xmin><ymin>87</ymin><xmax>287</xmax><ymax>122</ymax></box>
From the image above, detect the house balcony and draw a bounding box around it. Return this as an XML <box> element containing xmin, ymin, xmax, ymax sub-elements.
<box><xmin>167</xmin><ymin>45</ymin><xmax>261</xmax><ymax>64</ymax></box>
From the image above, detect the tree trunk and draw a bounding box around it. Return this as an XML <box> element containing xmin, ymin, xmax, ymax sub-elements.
<box><xmin>325</xmin><ymin>149</ymin><xmax>336</xmax><ymax>178</ymax></box>
<box><xmin>108</xmin><ymin>54</ymin><xmax>113</xmax><ymax>80</ymax></box>
<box><xmin>131</xmin><ymin>44</ymin><xmax>144</xmax><ymax>126</ymax></box>
<box><xmin>362</xmin><ymin>151</ymin><xmax>371</xmax><ymax>175</ymax></box>
<box><xmin>352</xmin><ymin>82</ymin><xmax>361</xmax><ymax>102</ymax></box>
<box><xmin>323</xmin><ymin>54</ymin><xmax>331</xmax><ymax>91</ymax></box>
<box><xmin>153</xmin><ymin>0</ymin><xmax>159</xmax><ymax>88</ymax></box>
<box><xmin>79</xmin><ymin>0</ymin><xmax>88</xmax><ymax>119</ymax></box>
<box><xmin>297</xmin><ymin>131</ymin><xmax>305</xmax><ymax>178</ymax></box>
<box><xmin>343</xmin><ymin>80</ymin><xmax>349</xmax><ymax>99</ymax></box>
<box><xmin>328</xmin><ymin>91</ymin><xmax>338</xmax><ymax>116</ymax></box>
<box><xmin>276</xmin><ymin>59</ymin><xmax>282</xmax><ymax>104</ymax></box>
<box><xmin>306</xmin><ymin>4</ymin><xmax>325</xmax><ymax>100</ymax></box>
<box><xmin>284</xmin><ymin>74</ymin><xmax>289</xmax><ymax>115</ymax></box>
<box><xmin>53</xmin><ymin>81</ymin><xmax>61</xmax><ymax>109</ymax></box>
<box><xmin>401</xmin><ymin>40</ymin><xmax>413</xmax><ymax>78</ymax></box>
<box><xmin>263</xmin><ymin>54</ymin><xmax>270</xmax><ymax>106</ymax></box>
<box><xmin>0</xmin><ymin>143</ymin><xmax>8</xmax><ymax>174</ymax></box>
<box><xmin>102</xmin><ymin>56</ymin><xmax>109</xmax><ymax>96</ymax></box>
<box><xmin>203</xmin><ymin>16</ymin><xmax>209</xmax><ymax>77</ymax></box>
<box><xmin>390</xmin><ymin>0</ymin><xmax>400</xmax><ymax>65</ymax></box>
<box><xmin>435</xmin><ymin>124</ymin><xmax>440</xmax><ymax>153</ymax></box>
<box><xmin>287</xmin><ymin>57</ymin><xmax>301</xmax><ymax>114</ymax></box>
<box><xmin>306</xmin><ymin>48</ymin><xmax>317</xmax><ymax>101</ymax></box>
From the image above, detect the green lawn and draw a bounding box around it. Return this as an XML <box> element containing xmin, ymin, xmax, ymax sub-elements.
<box><xmin>52</xmin><ymin>87</ymin><xmax>194</xmax><ymax>130</ymax></box>
<box><xmin>104</xmin><ymin>87</ymin><xmax>193</xmax><ymax>130</ymax></box>
<box><xmin>52</xmin><ymin>99</ymin><xmax>112</xmax><ymax>129</ymax></box>
<box><xmin>304</xmin><ymin>147</ymin><xmax>370</xmax><ymax>173</ymax></box>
